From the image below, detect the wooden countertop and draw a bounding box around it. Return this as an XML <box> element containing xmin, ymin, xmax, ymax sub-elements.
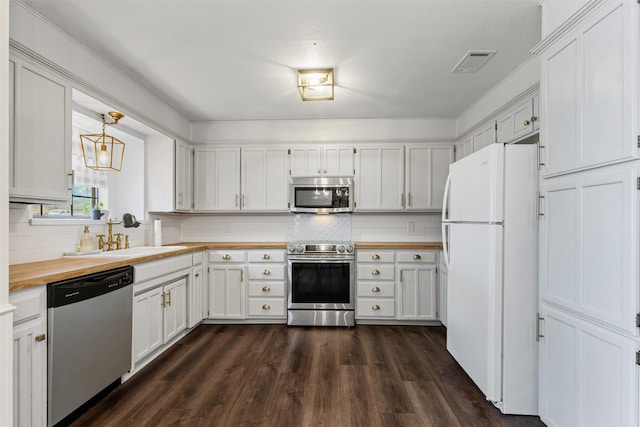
<box><xmin>9</xmin><ymin>241</ymin><xmax>442</xmax><ymax>292</ymax></box>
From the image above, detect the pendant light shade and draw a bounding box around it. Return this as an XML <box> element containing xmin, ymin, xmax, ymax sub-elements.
<box><xmin>297</xmin><ymin>69</ymin><xmax>334</xmax><ymax>101</ymax></box>
<box><xmin>80</xmin><ymin>112</ymin><xmax>125</xmax><ymax>172</ymax></box>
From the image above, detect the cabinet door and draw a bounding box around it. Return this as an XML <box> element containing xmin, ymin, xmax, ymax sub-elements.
<box><xmin>323</xmin><ymin>145</ymin><xmax>354</xmax><ymax>176</ymax></box>
<box><xmin>10</xmin><ymin>59</ymin><xmax>71</xmax><ymax>203</ymax></box>
<box><xmin>474</xmin><ymin>121</ymin><xmax>497</xmax><ymax>152</ymax></box>
<box><xmin>175</xmin><ymin>139</ymin><xmax>193</xmax><ymax>211</ymax></box>
<box><xmin>13</xmin><ymin>322</ymin><xmax>46</xmax><ymax>427</ymax></box>
<box><xmin>540</xmin><ymin>1</ymin><xmax>637</xmax><ymax>176</ymax></box>
<box><xmin>496</xmin><ymin>98</ymin><xmax>534</xmax><ymax>144</ymax></box>
<box><xmin>355</xmin><ymin>145</ymin><xmax>404</xmax><ymax>211</ymax></box>
<box><xmin>133</xmin><ymin>287</ymin><xmax>163</xmax><ymax>363</ymax></box>
<box><xmin>163</xmin><ymin>278</ymin><xmax>187</xmax><ymax>342</ymax></box>
<box><xmin>398</xmin><ymin>265</ymin><xmax>437</xmax><ymax>321</ymax></box>
<box><xmin>209</xmin><ymin>266</ymin><xmax>245</xmax><ymax>319</ymax></box>
<box><xmin>188</xmin><ymin>265</ymin><xmax>205</xmax><ymax>327</ymax></box>
<box><xmin>193</xmin><ymin>147</ymin><xmax>241</xmax><ymax>211</ymax></box>
<box><xmin>539</xmin><ymin>165</ymin><xmax>639</xmax><ymax>335</ymax></box>
<box><xmin>406</xmin><ymin>144</ymin><xmax>453</xmax><ymax>211</ymax></box>
<box><xmin>290</xmin><ymin>147</ymin><xmax>321</xmax><ymax>176</ymax></box>
<box><xmin>242</xmin><ymin>147</ymin><xmax>289</xmax><ymax>211</ymax></box>
<box><xmin>538</xmin><ymin>304</ymin><xmax>638</xmax><ymax>427</ymax></box>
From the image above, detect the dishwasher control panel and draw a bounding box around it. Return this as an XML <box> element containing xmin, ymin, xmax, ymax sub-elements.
<box><xmin>47</xmin><ymin>265</ymin><xmax>134</xmax><ymax>308</ymax></box>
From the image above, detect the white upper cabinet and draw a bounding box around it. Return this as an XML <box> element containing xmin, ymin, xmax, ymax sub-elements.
<box><xmin>290</xmin><ymin>145</ymin><xmax>354</xmax><ymax>176</ymax></box>
<box><xmin>193</xmin><ymin>147</ymin><xmax>241</xmax><ymax>211</ymax></box>
<box><xmin>473</xmin><ymin>121</ymin><xmax>497</xmax><ymax>152</ymax></box>
<box><xmin>174</xmin><ymin>139</ymin><xmax>193</xmax><ymax>211</ymax></box>
<box><xmin>405</xmin><ymin>144</ymin><xmax>454</xmax><ymax>211</ymax></box>
<box><xmin>538</xmin><ymin>0</ymin><xmax>638</xmax><ymax>177</ymax></box>
<box><xmin>538</xmin><ymin>164</ymin><xmax>639</xmax><ymax>336</ymax></box>
<box><xmin>241</xmin><ymin>147</ymin><xmax>289</xmax><ymax>211</ymax></box>
<box><xmin>355</xmin><ymin>145</ymin><xmax>405</xmax><ymax>211</ymax></box>
<box><xmin>496</xmin><ymin>98</ymin><xmax>537</xmax><ymax>144</ymax></box>
<box><xmin>9</xmin><ymin>56</ymin><xmax>72</xmax><ymax>204</ymax></box>
<box><xmin>455</xmin><ymin>135</ymin><xmax>474</xmax><ymax>161</ymax></box>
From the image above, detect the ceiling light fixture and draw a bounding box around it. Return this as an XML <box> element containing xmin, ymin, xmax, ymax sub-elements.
<box><xmin>297</xmin><ymin>69</ymin><xmax>334</xmax><ymax>101</ymax></box>
<box><xmin>80</xmin><ymin>111</ymin><xmax>126</xmax><ymax>172</ymax></box>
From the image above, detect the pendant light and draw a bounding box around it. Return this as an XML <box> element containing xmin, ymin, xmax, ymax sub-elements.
<box><xmin>80</xmin><ymin>111</ymin><xmax>126</xmax><ymax>172</ymax></box>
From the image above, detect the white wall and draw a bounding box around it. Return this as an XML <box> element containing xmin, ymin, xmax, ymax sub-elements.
<box><xmin>456</xmin><ymin>55</ymin><xmax>540</xmax><ymax>138</ymax></box>
<box><xmin>192</xmin><ymin>117</ymin><xmax>457</xmax><ymax>143</ymax></box>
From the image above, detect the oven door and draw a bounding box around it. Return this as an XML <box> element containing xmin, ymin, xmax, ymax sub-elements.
<box><xmin>288</xmin><ymin>257</ymin><xmax>355</xmax><ymax>310</ymax></box>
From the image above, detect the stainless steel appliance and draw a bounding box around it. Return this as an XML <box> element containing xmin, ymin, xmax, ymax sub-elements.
<box><xmin>290</xmin><ymin>176</ymin><xmax>353</xmax><ymax>214</ymax></box>
<box><xmin>47</xmin><ymin>266</ymin><xmax>134</xmax><ymax>426</ymax></box>
<box><xmin>287</xmin><ymin>241</ymin><xmax>355</xmax><ymax>326</ymax></box>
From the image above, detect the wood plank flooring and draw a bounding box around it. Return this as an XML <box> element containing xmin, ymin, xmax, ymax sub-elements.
<box><xmin>70</xmin><ymin>325</ymin><xmax>544</xmax><ymax>427</ymax></box>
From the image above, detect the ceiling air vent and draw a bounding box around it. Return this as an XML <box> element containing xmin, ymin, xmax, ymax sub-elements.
<box><xmin>451</xmin><ymin>50</ymin><xmax>497</xmax><ymax>73</ymax></box>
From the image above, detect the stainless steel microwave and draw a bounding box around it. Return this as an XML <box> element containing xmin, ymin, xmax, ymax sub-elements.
<box><xmin>290</xmin><ymin>177</ymin><xmax>354</xmax><ymax>214</ymax></box>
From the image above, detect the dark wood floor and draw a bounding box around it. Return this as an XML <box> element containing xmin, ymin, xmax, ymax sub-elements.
<box><xmin>70</xmin><ymin>325</ymin><xmax>544</xmax><ymax>427</ymax></box>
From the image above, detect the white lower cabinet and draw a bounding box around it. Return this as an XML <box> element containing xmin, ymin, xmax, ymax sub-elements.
<box><xmin>208</xmin><ymin>250</ymin><xmax>246</xmax><ymax>319</ymax></box>
<box><xmin>246</xmin><ymin>250</ymin><xmax>286</xmax><ymax>320</ymax></box>
<box><xmin>10</xmin><ymin>287</ymin><xmax>47</xmax><ymax>427</ymax></box>
<box><xmin>188</xmin><ymin>252</ymin><xmax>207</xmax><ymax>327</ymax></box>
<box><xmin>538</xmin><ymin>304</ymin><xmax>638</xmax><ymax>427</ymax></box>
<box><xmin>356</xmin><ymin>249</ymin><xmax>439</xmax><ymax>323</ymax></box>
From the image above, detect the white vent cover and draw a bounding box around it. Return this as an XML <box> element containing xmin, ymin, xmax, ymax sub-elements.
<box><xmin>451</xmin><ymin>50</ymin><xmax>497</xmax><ymax>73</ymax></box>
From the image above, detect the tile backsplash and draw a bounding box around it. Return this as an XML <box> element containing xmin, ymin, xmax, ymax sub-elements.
<box><xmin>292</xmin><ymin>213</ymin><xmax>352</xmax><ymax>242</ymax></box>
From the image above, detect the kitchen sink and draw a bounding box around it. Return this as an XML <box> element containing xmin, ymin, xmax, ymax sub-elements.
<box><xmin>64</xmin><ymin>246</ymin><xmax>189</xmax><ymax>258</ymax></box>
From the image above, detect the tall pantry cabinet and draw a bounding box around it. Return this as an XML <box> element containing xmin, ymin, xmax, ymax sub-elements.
<box><xmin>533</xmin><ymin>1</ymin><xmax>640</xmax><ymax>425</ymax></box>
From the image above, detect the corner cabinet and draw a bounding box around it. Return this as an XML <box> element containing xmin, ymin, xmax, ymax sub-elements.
<box><xmin>193</xmin><ymin>147</ymin><xmax>241</xmax><ymax>211</ymax></box>
<box><xmin>10</xmin><ymin>286</ymin><xmax>47</xmax><ymax>427</ymax></box>
<box><xmin>537</xmin><ymin>0</ymin><xmax>638</xmax><ymax>177</ymax></box>
<box><xmin>9</xmin><ymin>55</ymin><xmax>72</xmax><ymax>204</ymax></box>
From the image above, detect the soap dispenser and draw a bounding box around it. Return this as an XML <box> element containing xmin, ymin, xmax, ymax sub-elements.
<box><xmin>79</xmin><ymin>226</ymin><xmax>93</xmax><ymax>252</ymax></box>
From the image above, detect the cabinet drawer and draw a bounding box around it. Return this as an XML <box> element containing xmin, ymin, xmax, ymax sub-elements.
<box><xmin>356</xmin><ymin>264</ymin><xmax>394</xmax><ymax>280</ymax></box>
<box><xmin>356</xmin><ymin>251</ymin><xmax>395</xmax><ymax>263</ymax></box>
<box><xmin>192</xmin><ymin>251</ymin><xmax>204</xmax><ymax>265</ymax></box>
<box><xmin>248</xmin><ymin>281</ymin><xmax>286</xmax><ymax>297</ymax></box>
<box><xmin>247</xmin><ymin>265</ymin><xmax>285</xmax><ymax>280</ymax></box>
<box><xmin>356</xmin><ymin>282</ymin><xmax>395</xmax><ymax>297</ymax></box>
<box><xmin>247</xmin><ymin>298</ymin><xmax>286</xmax><ymax>317</ymax></box>
<box><xmin>356</xmin><ymin>298</ymin><xmax>395</xmax><ymax>318</ymax></box>
<box><xmin>247</xmin><ymin>250</ymin><xmax>285</xmax><ymax>263</ymax></box>
<box><xmin>396</xmin><ymin>251</ymin><xmax>437</xmax><ymax>264</ymax></box>
<box><xmin>10</xmin><ymin>287</ymin><xmax>46</xmax><ymax>325</ymax></box>
<box><xmin>208</xmin><ymin>250</ymin><xmax>246</xmax><ymax>263</ymax></box>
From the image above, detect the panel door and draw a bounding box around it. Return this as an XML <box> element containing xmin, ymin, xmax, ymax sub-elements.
<box><xmin>497</xmin><ymin>98</ymin><xmax>534</xmax><ymax>144</ymax></box>
<box><xmin>163</xmin><ymin>278</ymin><xmax>187</xmax><ymax>342</ymax></box>
<box><xmin>355</xmin><ymin>145</ymin><xmax>404</xmax><ymax>211</ymax></box>
<box><xmin>539</xmin><ymin>165</ymin><xmax>638</xmax><ymax>335</ymax></box>
<box><xmin>407</xmin><ymin>144</ymin><xmax>454</xmax><ymax>211</ymax></box>
<box><xmin>188</xmin><ymin>265</ymin><xmax>205</xmax><ymax>327</ymax></box>
<box><xmin>540</xmin><ymin>1</ymin><xmax>638</xmax><ymax>176</ymax></box>
<box><xmin>290</xmin><ymin>147</ymin><xmax>321</xmax><ymax>176</ymax></box>
<box><xmin>174</xmin><ymin>139</ymin><xmax>193</xmax><ymax>211</ymax></box>
<box><xmin>538</xmin><ymin>304</ymin><xmax>638</xmax><ymax>427</ymax></box>
<box><xmin>193</xmin><ymin>147</ymin><xmax>241</xmax><ymax>211</ymax></box>
<box><xmin>242</xmin><ymin>147</ymin><xmax>288</xmax><ymax>211</ymax></box>
<box><xmin>13</xmin><ymin>322</ymin><xmax>46</xmax><ymax>427</ymax></box>
<box><xmin>133</xmin><ymin>287</ymin><xmax>163</xmax><ymax>363</ymax></box>
<box><xmin>323</xmin><ymin>145</ymin><xmax>354</xmax><ymax>176</ymax></box>
<box><xmin>398</xmin><ymin>265</ymin><xmax>437</xmax><ymax>321</ymax></box>
<box><xmin>11</xmin><ymin>60</ymin><xmax>71</xmax><ymax>203</ymax></box>
<box><xmin>209</xmin><ymin>266</ymin><xmax>245</xmax><ymax>319</ymax></box>
<box><xmin>473</xmin><ymin>121</ymin><xmax>496</xmax><ymax>152</ymax></box>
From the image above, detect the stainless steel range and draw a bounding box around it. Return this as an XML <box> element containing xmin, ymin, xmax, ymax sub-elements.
<box><xmin>287</xmin><ymin>241</ymin><xmax>355</xmax><ymax>327</ymax></box>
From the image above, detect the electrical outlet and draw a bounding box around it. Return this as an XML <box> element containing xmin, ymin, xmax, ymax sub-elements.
<box><xmin>224</xmin><ymin>223</ymin><xmax>230</xmax><ymax>233</ymax></box>
<box><xmin>406</xmin><ymin>221</ymin><xmax>414</xmax><ymax>233</ymax></box>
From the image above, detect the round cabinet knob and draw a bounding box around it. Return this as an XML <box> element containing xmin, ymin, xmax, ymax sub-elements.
<box><xmin>413</xmin><ymin>254</ymin><xmax>422</xmax><ymax>260</ymax></box>
<box><xmin>263</xmin><ymin>269</ymin><xmax>271</xmax><ymax>276</ymax></box>
<box><xmin>524</xmin><ymin>119</ymin><xmax>531</xmax><ymax>126</ymax></box>
<box><xmin>262</xmin><ymin>286</ymin><xmax>271</xmax><ymax>292</ymax></box>
<box><xmin>372</xmin><ymin>286</ymin><xmax>380</xmax><ymax>293</ymax></box>
<box><xmin>223</xmin><ymin>254</ymin><xmax>231</xmax><ymax>260</ymax></box>
<box><xmin>372</xmin><ymin>269</ymin><xmax>380</xmax><ymax>275</ymax></box>
<box><xmin>262</xmin><ymin>304</ymin><xmax>271</xmax><ymax>310</ymax></box>
<box><xmin>346</xmin><ymin>245</ymin><xmax>354</xmax><ymax>253</ymax></box>
<box><xmin>263</xmin><ymin>254</ymin><xmax>270</xmax><ymax>259</ymax></box>
<box><xmin>337</xmin><ymin>245</ymin><xmax>345</xmax><ymax>253</ymax></box>
<box><xmin>372</xmin><ymin>254</ymin><xmax>380</xmax><ymax>260</ymax></box>
<box><xmin>372</xmin><ymin>304</ymin><xmax>381</xmax><ymax>311</ymax></box>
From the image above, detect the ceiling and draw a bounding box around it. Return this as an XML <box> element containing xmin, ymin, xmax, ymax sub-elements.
<box><xmin>21</xmin><ymin>0</ymin><xmax>541</xmax><ymax>123</ymax></box>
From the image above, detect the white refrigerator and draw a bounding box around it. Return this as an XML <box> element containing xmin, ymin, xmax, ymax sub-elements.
<box><xmin>441</xmin><ymin>143</ymin><xmax>538</xmax><ymax>415</ymax></box>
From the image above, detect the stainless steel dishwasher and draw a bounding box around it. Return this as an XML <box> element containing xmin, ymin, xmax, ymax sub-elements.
<box><xmin>47</xmin><ymin>265</ymin><xmax>134</xmax><ymax>426</ymax></box>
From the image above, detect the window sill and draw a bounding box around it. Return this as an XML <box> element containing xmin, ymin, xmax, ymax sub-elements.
<box><xmin>29</xmin><ymin>217</ymin><xmax>109</xmax><ymax>226</ymax></box>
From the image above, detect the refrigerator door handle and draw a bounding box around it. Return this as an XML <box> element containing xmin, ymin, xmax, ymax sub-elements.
<box><xmin>441</xmin><ymin>172</ymin><xmax>452</xmax><ymax>222</ymax></box>
<box><xmin>441</xmin><ymin>223</ymin><xmax>451</xmax><ymax>270</ymax></box>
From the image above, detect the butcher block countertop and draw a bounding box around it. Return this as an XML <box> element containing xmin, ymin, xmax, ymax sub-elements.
<box><xmin>9</xmin><ymin>241</ymin><xmax>442</xmax><ymax>292</ymax></box>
